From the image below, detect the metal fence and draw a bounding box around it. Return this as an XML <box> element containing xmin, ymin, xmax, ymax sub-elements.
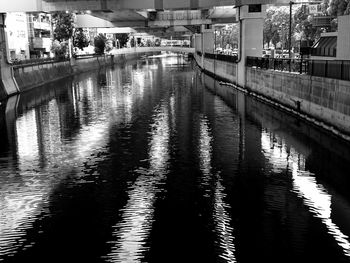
<box><xmin>204</xmin><ymin>52</ymin><xmax>238</xmax><ymax>63</ymax></box>
<box><xmin>246</xmin><ymin>56</ymin><xmax>350</xmax><ymax>81</ymax></box>
<box><xmin>10</xmin><ymin>57</ymin><xmax>69</xmax><ymax>67</ymax></box>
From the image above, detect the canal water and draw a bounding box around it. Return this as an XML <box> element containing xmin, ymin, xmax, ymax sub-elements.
<box><xmin>1</xmin><ymin>54</ymin><xmax>350</xmax><ymax>263</ymax></box>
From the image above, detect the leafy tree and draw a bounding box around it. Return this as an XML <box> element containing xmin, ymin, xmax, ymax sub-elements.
<box><xmin>264</xmin><ymin>8</ymin><xmax>281</xmax><ymax>48</ymax></box>
<box><xmin>293</xmin><ymin>6</ymin><xmax>321</xmax><ymax>42</ymax></box>
<box><xmin>73</xmin><ymin>28</ymin><xmax>90</xmax><ymax>51</ymax></box>
<box><xmin>51</xmin><ymin>40</ymin><xmax>68</xmax><ymax>59</ymax></box>
<box><xmin>115</xmin><ymin>33</ymin><xmax>129</xmax><ymax>48</ymax></box>
<box><xmin>327</xmin><ymin>0</ymin><xmax>350</xmax><ymax>16</ymax></box>
<box><xmin>214</xmin><ymin>24</ymin><xmax>238</xmax><ymax>50</ymax></box>
<box><xmin>94</xmin><ymin>34</ymin><xmax>107</xmax><ymax>54</ymax></box>
<box><xmin>52</xmin><ymin>12</ymin><xmax>75</xmax><ymax>41</ymax></box>
<box><xmin>264</xmin><ymin>7</ymin><xmax>303</xmax><ymax>49</ymax></box>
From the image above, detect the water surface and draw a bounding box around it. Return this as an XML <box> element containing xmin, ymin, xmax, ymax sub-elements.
<box><xmin>1</xmin><ymin>55</ymin><xmax>350</xmax><ymax>262</ymax></box>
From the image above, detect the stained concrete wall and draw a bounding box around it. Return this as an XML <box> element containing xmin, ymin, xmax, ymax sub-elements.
<box><xmin>1</xmin><ymin>51</ymin><xmax>160</xmax><ymax>100</ymax></box>
<box><xmin>13</xmin><ymin>60</ymin><xmax>72</xmax><ymax>92</ymax></box>
<box><xmin>245</xmin><ymin>67</ymin><xmax>350</xmax><ymax>135</ymax></box>
<box><xmin>199</xmin><ymin>55</ymin><xmax>237</xmax><ymax>84</ymax></box>
<box><xmin>195</xmin><ymin>51</ymin><xmax>350</xmax><ymax>136</ymax></box>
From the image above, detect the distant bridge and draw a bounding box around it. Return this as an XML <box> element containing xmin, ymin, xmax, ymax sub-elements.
<box><xmin>110</xmin><ymin>46</ymin><xmax>195</xmax><ymax>55</ymax></box>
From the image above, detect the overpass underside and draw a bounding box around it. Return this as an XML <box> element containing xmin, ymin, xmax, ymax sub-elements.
<box><xmin>75</xmin><ymin>9</ymin><xmax>236</xmax><ymax>29</ymax></box>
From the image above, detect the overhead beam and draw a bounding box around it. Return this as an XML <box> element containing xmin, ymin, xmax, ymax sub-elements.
<box><xmin>212</xmin><ymin>17</ymin><xmax>237</xmax><ymax>24</ymax></box>
<box><xmin>2</xmin><ymin>0</ymin><xmax>292</xmax><ymax>12</ymax></box>
<box><xmin>149</xmin><ymin>19</ymin><xmax>212</xmax><ymax>27</ymax></box>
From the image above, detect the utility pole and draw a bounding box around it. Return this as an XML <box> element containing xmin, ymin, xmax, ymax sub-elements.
<box><xmin>289</xmin><ymin>1</ymin><xmax>293</xmax><ymax>58</ymax></box>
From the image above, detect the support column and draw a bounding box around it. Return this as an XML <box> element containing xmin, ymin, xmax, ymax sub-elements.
<box><xmin>0</xmin><ymin>14</ymin><xmax>19</xmax><ymax>100</ymax></box>
<box><xmin>201</xmin><ymin>24</ymin><xmax>214</xmax><ymax>54</ymax></box>
<box><xmin>194</xmin><ymin>32</ymin><xmax>202</xmax><ymax>67</ymax></box>
<box><xmin>237</xmin><ymin>5</ymin><xmax>266</xmax><ymax>88</ymax></box>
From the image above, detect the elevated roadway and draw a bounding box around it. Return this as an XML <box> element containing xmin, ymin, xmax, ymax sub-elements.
<box><xmin>2</xmin><ymin>0</ymin><xmax>287</xmax><ymax>12</ymax></box>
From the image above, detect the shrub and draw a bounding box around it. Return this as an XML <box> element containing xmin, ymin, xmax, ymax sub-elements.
<box><xmin>51</xmin><ymin>40</ymin><xmax>68</xmax><ymax>59</ymax></box>
<box><xmin>94</xmin><ymin>34</ymin><xmax>107</xmax><ymax>54</ymax></box>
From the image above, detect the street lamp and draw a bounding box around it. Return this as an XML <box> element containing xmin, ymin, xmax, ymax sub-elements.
<box><xmin>289</xmin><ymin>1</ymin><xmax>293</xmax><ymax>59</ymax></box>
<box><xmin>281</xmin><ymin>22</ymin><xmax>285</xmax><ymax>51</ymax></box>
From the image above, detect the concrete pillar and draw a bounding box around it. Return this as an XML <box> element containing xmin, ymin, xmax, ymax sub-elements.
<box><xmin>199</xmin><ymin>25</ymin><xmax>214</xmax><ymax>70</ymax></box>
<box><xmin>0</xmin><ymin>14</ymin><xmax>19</xmax><ymax>100</ymax></box>
<box><xmin>237</xmin><ymin>5</ymin><xmax>266</xmax><ymax>87</ymax></box>
<box><xmin>201</xmin><ymin>25</ymin><xmax>214</xmax><ymax>54</ymax></box>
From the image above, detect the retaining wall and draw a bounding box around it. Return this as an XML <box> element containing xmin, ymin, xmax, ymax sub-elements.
<box><xmin>0</xmin><ymin>51</ymin><xmax>161</xmax><ymax>101</ymax></box>
<box><xmin>246</xmin><ymin>67</ymin><xmax>350</xmax><ymax>135</ymax></box>
<box><xmin>195</xmin><ymin>54</ymin><xmax>350</xmax><ymax>137</ymax></box>
<box><xmin>198</xmin><ymin>54</ymin><xmax>237</xmax><ymax>84</ymax></box>
<box><xmin>13</xmin><ymin>60</ymin><xmax>72</xmax><ymax>92</ymax></box>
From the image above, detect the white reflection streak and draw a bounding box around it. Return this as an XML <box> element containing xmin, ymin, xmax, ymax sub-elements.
<box><xmin>106</xmin><ymin>103</ymin><xmax>170</xmax><ymax>263</ymax></box>
<box><xmin>199</xmin><ymin>117</ymin><xmax>236</xmax><ymax>263</ymax></box>
<box><xmin>133</xmin><ymin>72</ymin><xmax>145</xmax><ymax>98</ymax></box>
<box><xmin>170</xmin><ymin>94</ymin><xmax>176</xmax><ymax>131</ymax></box>
<box><xmin>261</xmin><ymin>132</ymin><xmax>350</xmax><ymax>257</ymax></box>
<box><xmin>0</xmin><ymin>77</ymin><xmax>137</xmax><ymax>258</ymax></box>
<box><xmin>16</xmin><ymin>109</ymin><xmax>39</xmax><ymax>167</ymax></box>
<box><xmin>0</xmin><ymin>109</ymin><xmax>41</xmax><ymax>257</ymax></box>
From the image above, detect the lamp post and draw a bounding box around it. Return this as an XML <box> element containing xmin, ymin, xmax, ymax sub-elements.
<box><xmin>281</xmin><ymin>22</ymin><xmax>285</xmax><ymax>51</ymax></box>
<box><xmin>289</xmin><ymin>1</ymin><xmax>293</xmax><ymax>58</ymax></box>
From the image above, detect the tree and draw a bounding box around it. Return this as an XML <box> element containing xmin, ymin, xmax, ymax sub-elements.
<box><xmin>52</xmin><ymin>12</ymin><xmax>75</xmax><ymax>41</ymax></box>
<box><xmin>51</xmin><ymin>39</ymin><xmax>68</xmax><ymax>59</ymax></box>
<box><xmin>73</xmin><ymin>28</ymin><xmax>90</xmax><ymax>51</ymax></box>
<box><xmin>264</xmin><ymin>8</ymin><xmax>281</xmax><ymax>48</ymax></box>
<box><xmin>293</xmin><ymin>5</ymin><xmax>321</xmax><ymax>42</ymax></box>
<box><xmin>94</xmin><ymin>34</ymin><xmax>107</xmax><ymax>54</ymax></box>
<box><xmin>327</xmin><ymin>0</ymin><xmax>350</xmax><ymax>16</ymax></box>
<box><xmin>263</xmin><ymin>6</ymin><xmax>303</xmax><ymax>49</ymax></box>
<box><xmin>214</xmin><ymin>24</ymin><xmax>238</xmax><ymax>50</ymax></box>
<box><xmin>115</xmin><ymin>33</ymin><xmax>129</xmax><ymax>48</ymax></box>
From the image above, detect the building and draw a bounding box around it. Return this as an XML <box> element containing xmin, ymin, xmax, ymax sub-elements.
<box><xmin>27</xmin><ymin>13</ymin><xmax>52</xmax><ymax>58</ymax></box>
<box><xmin>5</xmin><ymin>12</ymin><xmax>30</xmax><ymax>60</ymax></box>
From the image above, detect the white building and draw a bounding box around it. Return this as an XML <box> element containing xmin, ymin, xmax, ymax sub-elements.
<box><xmin>5</xmin><ymin>12</ymin><xmax>30</xmax><ymax>60</ymax></box>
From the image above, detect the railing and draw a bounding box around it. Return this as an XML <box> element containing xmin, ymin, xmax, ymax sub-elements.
<box><xmin>246</xmin><ymin>56</ymin><xmax>350</xmax><ymax>81</ymax></box>
<box><xmin>246</xmin><ymin>56</ymin><xmax>308</xmax><ymax>74</ymax></box>
<box><xmin>309</xmin><ymin>60</ymin><xmax>350</xmax><ymax>80</ymax></box>
<box><xmin>204</xmin><ymin>52</ymin><xmax>238</xmax><ymax>63</ymax></box>
<box><xmin>10</xmin><ymin>57</ymin><xmax>69</xmax><ymax>67</ymax></box>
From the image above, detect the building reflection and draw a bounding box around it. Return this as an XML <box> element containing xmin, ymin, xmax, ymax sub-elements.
<box><xmin>0</xmin><ymin>64</ymin><xmax>153</xmax><ymax>259</ymax></box>
<box><xmin>199</xmin><ymin>70</ymin><xmax>350</xmax><ymax>260</ymax></box>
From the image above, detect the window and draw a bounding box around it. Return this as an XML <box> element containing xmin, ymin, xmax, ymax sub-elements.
<box><xmin>248</xmin><ymin>4</ymin><xmax>261</xmax><ymax>13</ymax></box>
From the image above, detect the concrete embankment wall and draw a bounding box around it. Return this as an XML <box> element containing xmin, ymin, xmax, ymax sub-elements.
<box><xmin>0</xmin><ymin>51</ymin><xmax>159</xmax><ymax>101</ymax></box>
<box><xmin>195</xmin><ymin>54</ymin><xmax>350</xmax><ymax>137</ymax></box>
<box><xmin>246</xmin><ymin>67</ymin><xmax>350</xmax><ymax>135</ymax></box>
<box><xmin>72</xmin><ymin>52</ymin><xmax>149</xmax><ymax>73</ymax></box>
<box><xmin>13</xmin><ymin>60</ymin><xmax>73</xmax><ymax>92</ymax></box>
<box><xmin>195</xmin><ymin>53</ymin><xmax>238</xmax><ymax>84</ymax></box>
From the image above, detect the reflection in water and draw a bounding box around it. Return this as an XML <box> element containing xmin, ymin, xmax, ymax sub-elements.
<box><xmin>1</xmin><ymin>56</ymin><xmax>350</xmax><ymax>263</ymax></box>
<box><xmin>16</xmin><ymin>109</ymin><xmax>40</xmax><ymax>168</ymax></box>
<box><xmin>105</xmin><ymin>102</ymin><xmax>170</xmax><ymax>262</ymax></box>
<box><xmin>198</xmin><ymin>116</ymin><xmax>236</xmax><ymax>262</ymax></box>
<box><xmin>261</xmin><ymin>131</ymin><xmax>350</xmax><ymax>257</ymax></box>
<box><xmin>0</xmin><ymin>65</ymin><xmax>148</xmax><ymax>259</ymax></box>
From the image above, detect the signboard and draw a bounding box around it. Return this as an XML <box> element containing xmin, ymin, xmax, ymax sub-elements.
<box><xmin>309</xmin><ymin>4</ymin><xmax>322</xmax><ymax>14</ymax></box>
